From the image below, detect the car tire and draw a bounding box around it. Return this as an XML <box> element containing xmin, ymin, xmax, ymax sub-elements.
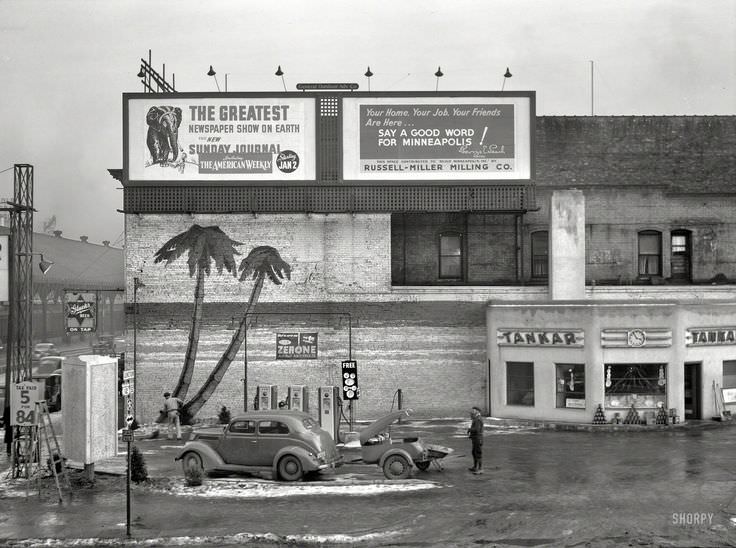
<box><xmin>277</xmin><ymin>455</ymin><xmax>303</xmax><ymax>482</ymax></box>
<box><xmin>415</xmin><ymin>460</ymin><xmax>431</xmax><ymax>472</ymax></box>
<box><xmin>383</xmin><ymin>454</ymin><xmax>411</xmax><ymax>480</ymax></box>
<box><xmin>181</xmin><ymin>452</ymin><xmax>204</xmax><ymax>475</ymax></box>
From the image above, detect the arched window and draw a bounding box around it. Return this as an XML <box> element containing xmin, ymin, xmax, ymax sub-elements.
<box><xmin>531</xmin><ymin>231</ymin><xmax>548</xmax><ymax>279</ymax></box>
<box><xmin>638</xmin><ymin>230</ymin><xmax>662</xmax><ymax>278</ymax></box>
<box><xmin>439</xmin><ymin>232</ymin><xmax>463</xmax><ymax>279</ymax></box>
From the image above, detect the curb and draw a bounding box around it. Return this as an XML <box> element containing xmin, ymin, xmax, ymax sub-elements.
<box><xmin>484</xmin><ymin>417</ymin><xmax>736</xmax><ymax>432</ymax></box>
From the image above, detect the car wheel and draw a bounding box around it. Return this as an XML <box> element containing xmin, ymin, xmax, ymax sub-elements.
<box><xmin>181</xmin><ymin>452</ymin><xmax>204</xmax><ymax>475</ymax></box>
<box><xmin>383</xmin><ymin>454</ymin><xmax>411</xmax><ymax>480</ymax></box>
<box><xmin>415</xmin><ymin>460</ymin><xmax>431</xmax><ymax>472</ymax></box>
<box><xmin>278</xmin><ymin>455</ymin><xmax>303</xmax><ymax>482</ymax></box>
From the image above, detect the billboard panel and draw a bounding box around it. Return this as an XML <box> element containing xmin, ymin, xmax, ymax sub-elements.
<box><xmin>125</xmin><ymin>95</ymin><xmax>316</xmax><ymax>182</ymax></box>
<box><xmin>342</xmin><ymin>95</ymin><xmax>532</xmax><ymax>181</ymax></box>
<box><xmin>65</xmin><ymin>291</ymin><xmax>97</xmax><ymax>333</ymax></box>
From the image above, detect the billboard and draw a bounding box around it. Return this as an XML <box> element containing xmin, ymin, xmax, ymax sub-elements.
<box><xmin>342</xmin><ymin>94</ymin><xmax>533</xmax><ymax>181</ymax></box>
<box><xmin>65</xmin><ymin>291</ymin><xmax>97</xmax><ymax>333</ymax></box>
<box><xmin>125</xmin><ymin>94</ymin><xmax>316</xmax><ymax>183</ymax></box>
<box><xmin>276</xmin><ymin>332</ymin><xmax>318</xmax><ymax>360</ymax></box>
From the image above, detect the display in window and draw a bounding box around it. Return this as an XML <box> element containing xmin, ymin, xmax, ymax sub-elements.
<box><xmin>604</xmin><ymin>363</ymin><xmax>666</xmax><ymax>409</ymax></box>
<box><xmin>556</xmin><ymin>363</ymin><xmax>585</xmax><ymax>408</ymax></box>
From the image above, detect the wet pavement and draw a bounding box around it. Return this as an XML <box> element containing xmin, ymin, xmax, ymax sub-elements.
<box><xmin>1</xmin><ymin>418</ymin><xmax>736</xmax><ymax>547</ymax></box>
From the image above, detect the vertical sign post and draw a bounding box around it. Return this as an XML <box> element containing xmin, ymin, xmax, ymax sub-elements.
<box><xmin>122</xmin><ymin>368</ymin><xmax>135</xmax><ymax>537</ymax></box>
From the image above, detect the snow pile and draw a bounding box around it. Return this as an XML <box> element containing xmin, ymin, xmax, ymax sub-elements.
<box><xmin>149</xmin><ymin>477</ymin><xmax>441</xmax><ymax>499</ymax></box>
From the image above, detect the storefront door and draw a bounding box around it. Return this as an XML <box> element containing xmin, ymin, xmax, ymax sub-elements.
<box><xmin>684</xmin><ymin>362</ymin><xmax>701</xmax><ymax>420</ymax></box>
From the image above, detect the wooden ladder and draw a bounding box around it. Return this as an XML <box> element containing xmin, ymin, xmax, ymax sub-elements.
<box><xmin>33</xmin><ymin>400</ymin><xmax>73</xmax><ymax>502</ymax></box>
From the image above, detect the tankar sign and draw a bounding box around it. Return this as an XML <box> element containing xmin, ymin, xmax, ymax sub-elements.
<box><xmin>497</xmin><ymin>329</ymin><xmax>585</xmax><ymax>347</ymax></box>
<box><xmin>686</xmin><ymin>328</ymin><xmax>736</xmax><ymax>346</ymax></box>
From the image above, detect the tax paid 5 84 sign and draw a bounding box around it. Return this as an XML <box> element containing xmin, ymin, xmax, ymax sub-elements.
<box><xmin>10</xmin><ymin>381</ymin><xmax>44</xmax><ymax>425</ymax></box>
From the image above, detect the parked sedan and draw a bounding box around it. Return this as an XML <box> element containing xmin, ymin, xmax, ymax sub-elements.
<box><xmin>175</xmin><ymin>410</ymin><xmax>343</xmax><ymax>481</ymax></box>
<box><xmin>32</xmin><ymin>342</ymin><xmax>57</xmax><ymax>360</ymax></box>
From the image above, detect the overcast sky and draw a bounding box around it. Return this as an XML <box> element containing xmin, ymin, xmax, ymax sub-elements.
<box><xmin>0</xmin><ymin>0</ymin><xmax>733</xmax><ymax>245</ymax></box>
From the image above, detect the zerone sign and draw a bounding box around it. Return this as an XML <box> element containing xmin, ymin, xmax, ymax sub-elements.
<box><xmin>342</xmin><ymin>94</ymin><xmax>533</xmax><ymax>182</ymax></box>
<box><xmin>276</xmin><ymin>332</ymin><xmax>318</xmax><ymax>360</ymax></box>
<box><xmin>125</xmin><ymin>94</ymin><xmax>316</xmax><ymax>182</ymax></box>
<box><xmin>65</xmin><ymin>291</ymin><xmax>97</xmax><ymax>333</ymax></box>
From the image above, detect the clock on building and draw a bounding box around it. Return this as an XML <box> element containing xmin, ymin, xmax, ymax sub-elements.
<box><xmin>627</xmin><ymin>329</ymin><xmax>646</xmax><ymax>347</ymax></box>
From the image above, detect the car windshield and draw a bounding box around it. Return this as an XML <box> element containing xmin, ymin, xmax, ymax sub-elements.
<box><xmin>302</xmin><ymin>417</ymin><xmax>318</xmax><ymax>430</ymax></box>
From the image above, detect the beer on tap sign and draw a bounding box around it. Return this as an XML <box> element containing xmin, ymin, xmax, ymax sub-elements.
<box><xmin>65</xmin><ymin>291</ymin><xmax>97</xmax><ymax>333</ymax></box>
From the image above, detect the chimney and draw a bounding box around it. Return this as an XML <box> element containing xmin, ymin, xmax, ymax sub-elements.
<box><xmin>103</xmin><ymin>240</ymin><xmax>110</xmax><ymax>247</ymax></box>
<box><xmin>53</xmin><ymin>230</ymin><xmax>62</xmax><ymax>238</ymax></box>
<box><xmin>80</xmin><ymin>235</ymin><xmax>88</xmax><ymax>243</ymax></box>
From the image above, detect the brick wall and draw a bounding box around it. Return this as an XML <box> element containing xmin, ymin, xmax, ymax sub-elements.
<box><xmin>131</xmin><ymin>301</ymin><xmax>487</xmax><ymax>423</ymax></box>
<box><xmin>390</xmin><ymin>212</ymin><xmax>517</xmax><ymax>284</ymax></box>
<box><xmin>524</xmin><ymin>188</ymin><xmax>736</xmax><ymax>283</ymax></box>
<box><xmin>535</xmin><ymin>116</ymin><xmax>736</xmax><ymax>193</ymax></box>
<box><xmin>126</xmin><ymin>213</ymin><xmax>393</xmax><ymax>303</ymax></box>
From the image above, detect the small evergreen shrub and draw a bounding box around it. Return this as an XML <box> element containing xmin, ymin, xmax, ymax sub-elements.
<box><xmin>184</xmin><ymin>463</ymin><xmax>204</xmax><ymax>487</ymax></box>
<box><xmin>218</xmin><ymin>405</ymin><xmax>232</xmax><ymax>424</ymax></box>
<box><xmin>179</xmin><ymin>406</ymin><xmax>193</xmax><ymax>426</ymax></box>
<box><xmin>130</xmin><ymin>446</ymin><xmax>149</xmax><ymax>483</ymax></box>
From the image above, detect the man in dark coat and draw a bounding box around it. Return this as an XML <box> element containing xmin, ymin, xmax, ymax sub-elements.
<box><xmin>468</xmin><ymin>406</ymin><xmax>484</xmax><ymax>474</ymax></box>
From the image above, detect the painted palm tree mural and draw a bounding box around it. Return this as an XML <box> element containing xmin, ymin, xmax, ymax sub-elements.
<box><xmin>153</xmin><ymin>225</ymin><xmax>241</xmax><ymax>400</ymax></box>
<box><xmin>183</xmin><ymin>245</ymin><xmax>291</xmax><ymax>419</ymax></box>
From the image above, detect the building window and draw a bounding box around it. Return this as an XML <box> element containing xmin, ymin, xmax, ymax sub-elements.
<box><xmin>723</xmin><ymin>360</ymin><xmax>736</xmax><ymax>389</ymax></box>
<box><xmin>638</xmin><ymin>230</ymin><xmax>662</xmax><ymax>277</ymax></box>
<box><xmin>439</xmin><ymin>233</ymin><xmax>463</xmax><ymax>279</ymax></box>
<box><xmin>531</xmin><ymin>231</ymin><xmax>548</xmax><ymax>279</ymax></box>
<box><xmin>670</xmin><ymin>230</ymin><xmax>692</xmax><ymax>281</ymax></box>
<box><xmin>604</xmin><ymin>363</ymin><xmax>667</xmax><ymax>409</ymax></box>
<box><xmin>556</xmin><ymin>363</ymin><xmax>585</xmax><ymax>408</ymax></box>
<box><xmin>507</xmin><ymin>362</ymin><xmax>534</xmax><ymax>406</ymax></box>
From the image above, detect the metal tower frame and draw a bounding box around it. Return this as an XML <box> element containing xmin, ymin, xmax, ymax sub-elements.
<box><xmin>137</xmin><ymin>50</ymin><xmax>177</xmax><ymax>93</ymax></box>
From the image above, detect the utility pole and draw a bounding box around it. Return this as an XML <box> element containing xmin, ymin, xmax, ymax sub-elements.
<box><xmin>590</xmin><ymin>60</ymin><xmax>594</xmax><ymax>116</ymax></box>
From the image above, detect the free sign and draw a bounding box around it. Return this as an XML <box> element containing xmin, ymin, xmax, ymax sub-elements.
<box><xmin>10</xmin><ymin>381</ymin><xmax>44</xmax><ymax>426</ymax></box>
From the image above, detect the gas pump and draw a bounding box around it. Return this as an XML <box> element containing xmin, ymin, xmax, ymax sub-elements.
<box><xmin>317</xmin><ymin>386</ymin><xmax>341</xmax><ymax>441</ymax></box>
<box><xmin>287</xmin><ymin>385</ymin><xmax>309</xmax><ymax>413</ymax></box>
<box><xmin>255</xmin><ymin>385</ymin><xmax>278</xmax><ymax>410</ymax></box>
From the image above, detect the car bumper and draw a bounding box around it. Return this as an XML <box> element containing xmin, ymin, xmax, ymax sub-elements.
<box><xmin>316</xmin><ymin>455</ymin><xmax>344</xmax><ymax>470</ymax></box>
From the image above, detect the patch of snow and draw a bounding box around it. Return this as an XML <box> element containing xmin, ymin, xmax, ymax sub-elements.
<box><xmin>152</xmin><ymin>478</ymin><xmax>440</xmax><ymax>499</ymax></box>
<box><xmin>0</xmin><ymin>529</ymin><xmax>407</xmax><ymax>547</ymax></box>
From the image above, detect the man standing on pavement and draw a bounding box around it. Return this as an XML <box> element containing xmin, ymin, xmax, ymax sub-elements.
<box><xmin>162</xmin><ymin>392</ymin><xmax>183</xmax><ymax>440</ymax></box>
<box><xmin>468</xmin><ymin>406</ymin><xmax>484</xmax><ymax>474</ymax></box>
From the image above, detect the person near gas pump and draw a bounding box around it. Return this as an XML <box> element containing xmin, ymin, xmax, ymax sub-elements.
<box><xmin>468</xmin><ymin>406</ymin><xmax>484</xmax><ymax>474</ymax></box>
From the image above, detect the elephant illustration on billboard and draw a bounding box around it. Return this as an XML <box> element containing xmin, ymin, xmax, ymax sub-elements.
<box><xmin>146</xmin><ymin>106</ymin><xmax>183</xmax><ymax>165</ymax></box>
